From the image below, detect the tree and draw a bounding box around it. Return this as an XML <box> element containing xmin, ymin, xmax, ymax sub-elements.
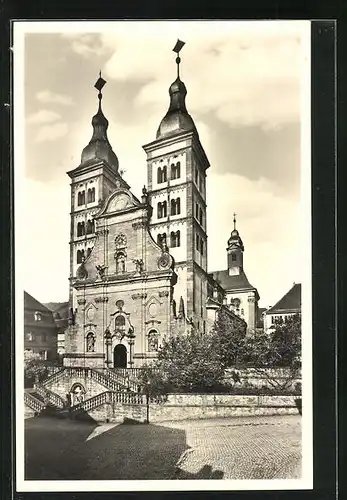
<box><xmin>267</xmin><ymin>314</ymin><xmax>301</xmax><ymax>368</ymax></box>
<box><xmin>211</xmin><ymin>307</ymin><xmax>247</xmax><ymax>368</ymax></box>
<box><xmin>24</xmin><ymin>351</ymin><xmax>48</xmax><ymax>387</ymax></box>
<box><xmin>137</xmin><ymin>330</ymin><xmax>225</xmax><ymax>394</ymax></box>
<box><xmin>239</xmin><ymin>314</ymin><xmax>302</xmax><ymax>392</ymax></box>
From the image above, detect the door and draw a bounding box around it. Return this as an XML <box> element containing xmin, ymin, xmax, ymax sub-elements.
<box><xmin>113</xmin><ymin>344</ymin><xmax>127</xmax><ymax>368</ymax></box>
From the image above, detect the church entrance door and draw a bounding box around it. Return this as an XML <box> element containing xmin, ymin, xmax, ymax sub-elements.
<box><xmin>113</xmin><ymin>344</ymin><xmax>127</xmax><ymax>368</ymax></box>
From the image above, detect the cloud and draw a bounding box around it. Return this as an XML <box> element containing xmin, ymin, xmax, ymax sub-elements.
<box><xmin>27</xmin><ymin>109</ymin><xmax>61</xmax><ymax>125</ymax></box>
<box><xmin>36</xmin><ymin>122</ymin><xmax>68</xmax><ymax>142</ymax></box>
<box><xmin>207</xmin><ymin>172</ymin><xmax>302</xmax><ymax>306</ymax></box>
<box><xmin>36</xmin><ymin>90</ymin><xmax>74</xmax><ymax>106</ymax></box>
<box><xmin>93</xmin><ymin>20</ymin><xmax>308</xmax><ymax>130</ymax></box>
<box><xmin>62</xmin><ymin>33</ymin><xmax>109</xmax><ymax>58</ymax></box>
<box><xmin>20</xmin><ymin>179</ymin><xmax>70</xmax><ymax>302</ymax></box>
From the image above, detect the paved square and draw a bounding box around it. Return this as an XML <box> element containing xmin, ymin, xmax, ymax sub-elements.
<box><xmin>25</xmin><ymin>414</ymin><xmax>301</xmax><ymax>480</ymax></box>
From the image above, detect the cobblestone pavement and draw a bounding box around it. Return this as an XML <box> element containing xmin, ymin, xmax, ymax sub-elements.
<box><xmin>166</xmin><ymin>415</ymin><xmax>302</xmax><ymax>479</ymax></box>
<box><xmin>25</xmin><ymin>414</ymin><xmax>301</xmax><ymax>480</ymax></box>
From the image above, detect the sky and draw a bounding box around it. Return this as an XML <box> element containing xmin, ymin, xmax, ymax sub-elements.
<box><xmin>16</xmin><ymin>20</ymin><xmax>311</xmax><ymax>307</ymax></box>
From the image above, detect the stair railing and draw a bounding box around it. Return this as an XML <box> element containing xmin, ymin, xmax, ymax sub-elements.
<box><xmin>34</xmin><ymin>383</ymin><xmax>66</xmax><ymax>408</ymax></box>
<box><xmin>24</xmin><ymin>391</ymin><xmax>46</xmax><ymax>412</ymax></box>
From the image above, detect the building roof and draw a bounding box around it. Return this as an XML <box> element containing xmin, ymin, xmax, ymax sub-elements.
<box><xmin>44</xmin><ymin>301</ymin><xmax>70</xmax><ymax>330</ymax></box>
<box><xmin>24</xmin><ymin>292</ymin><xmax>57</xmax><ymax>329</ymax></box>
<box><xmin>266</xmin><ymin>283</ymin><xmax>301</xmax><ymax>315</ymax></box>
<box><xmin>210</xmin><ymin>270</ymin><xmax>256</xmax><ymax>293</ymax></box>
<box><xmin>43</xmin><ymin>301</ymin><xmax>69</xmax><ymax>315</ymax></box>
<box><xmin>24</xmin><ymin>292</ymin><xmax>51</xmax><ymax>313</ymax></box>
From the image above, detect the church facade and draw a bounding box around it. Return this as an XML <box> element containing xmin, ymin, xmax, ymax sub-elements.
<box><xmin>63</xmin><ymin>45</ymin><xmax>257</xmax><ymax>371</ymax></box>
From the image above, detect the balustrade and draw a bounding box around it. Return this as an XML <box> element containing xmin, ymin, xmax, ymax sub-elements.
<box><xmin>24</xmin><ymin>392</ymin><xmax>45</xmax><ymax>412</ymax></box>
<box><xmin>35</xmin><ymin>383</ymin><xmax>65</xmax><ymax>408</ymax></box>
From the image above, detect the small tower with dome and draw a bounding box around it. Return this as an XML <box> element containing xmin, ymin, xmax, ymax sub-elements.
<box><xmin>211</xmin><ymin>214</ymin><xmax>260</xmax><ymax>332</ymax></box>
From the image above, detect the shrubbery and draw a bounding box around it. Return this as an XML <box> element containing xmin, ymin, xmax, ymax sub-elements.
<box><xmin>136</xmin><ymin>311</ymin><xmax>302</xmax><ymax>396</ymax></box>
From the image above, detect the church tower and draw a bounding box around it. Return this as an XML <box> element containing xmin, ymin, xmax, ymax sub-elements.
<box><xmin>67</xmin><ymin>74</ymin><xmax>127</xmax><ymax>307</ymax></box>
<box><xmin>227</xmin><ymin>213</ymin><xmax>245</xmax><ymax>276</ymax></box>
<box><xmin>143</xmin><ymin>41</ymin><xmax>210</xmax><ymax>332</ymax></box>
<box><xmin>212</xmin><ymin>215</ymin><xmax>260</xmax><ymax>332</ymax></box>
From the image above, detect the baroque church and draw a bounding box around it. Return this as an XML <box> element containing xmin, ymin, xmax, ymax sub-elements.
<box><xmin>63</xmin><ymin>42</ymin><xmax>259</xmax><ymax>371</ymax></box>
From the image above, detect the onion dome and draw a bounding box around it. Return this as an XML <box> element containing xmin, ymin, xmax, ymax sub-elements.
<box><xmin>156</xmin><ymin>77</ymin><xmax>197</xmax><ymax>139</ymax></box>
<box><xmin>80</xmin><ymin>73</ymin><xmax>119</xmax><ymax>172</ymax></box>
<box><xmin>227</xmin><ymin>214</ymin><xmax>244</xmax><ymax>251</ymax></box>
<box><xmin>156</xmin><ymin>39</ymin><xmax>197</xmax><ymax>140</ymax></box>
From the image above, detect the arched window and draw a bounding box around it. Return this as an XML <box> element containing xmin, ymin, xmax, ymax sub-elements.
<box><xmin>87</xmin><ymin>187</ymin><xmax>95</xmax><ymax>203</ymax></box>
<box><xmin>199</xmin><ymin>207</ymin><xmax>203</xmax><ymax>225</ymax></box>
<box><xmin>171</xmin><ymin>197</ymin><xmax>181</xmax><ymax>216</ymax></box>
<box><xmin>148</xmin><ymin>329</ymin><xmax>159</xmax><ymax>351</ymax></box>
<box><xmin>77</xmin><ymin>191</ymin><xmax>85</xmax><ymax>206</ymax></box>
<box><xmin>86</xmin><ymin>332</ymin><xmax>95</xmax><ymax>352</ymax></box>
<box><xmin>86</xmin><ymin>247</ymin><xmax>92</xmax><ymax>257</ymax></box>
<box><xmin>34</xmin><ymin>312</ymin><xmax>42</xmax><ymax>321</ymax></box>
<box><xmin>157</xmin><ymin>201</ymin><xmax>167</xmax><ymax>219</ymax></box>
<box><xmin>170</xmin><ymin>230</ymin><xmax>180</xmax><ymax>248</ymax></box>
<box><xmin>200</xmin><ymin>238</ymin><xmax>204</xmax><ymax>255</ymax></box>
<box><xmin>157</xmin><ymin>233</ymin><xmax>167</xmax><ymax>247</ymax></box>
<box><xmin>77</xmin><ymin>222</ymin><xmax>85</xmax><ymax>237</ymax></box>
<box><xmin>115</xmin><ymin>251</ymin><xmax>126</xmax><ymax>274</ymax></box>
<box><xmin>196</xmin><ymin>233</ymin><xmax>200</xmax><ymax>251</ymax></box>
<box><xmin>86</xmin><ymin>219</ymin><xmax>94</xmax><ymax>234</ymax></box>
<box><xmin>77</xmin><ymin>249</ymin><xmax>85</xmax><ymax>264</ymax></box>
<box><xmin>157</xmin><ymin>166</ymin><xmax>167</xmax><ymax>184</ymax></box>
<box><xmin>195</xmin><ymin>202</ymin><xmax>199</xmax><ymax>219</ymax></box>
<box><xmin>231</xmin><ymin>253</ymin><xmax>237</xmax><ymax>262</ymax></box>
<box><xmin>157</xmin><ymin>167</ymin><xmax>162</xmax><ymax>184</ymax></box>
<box><xmin>171</xmin><ymin>161</ymin><xmax>181</xmax><ymax>180</ymax></box>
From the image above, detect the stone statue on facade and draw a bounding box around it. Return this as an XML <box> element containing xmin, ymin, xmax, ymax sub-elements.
<box><xmin>96</xmin><ymin>264</ymin><xmax>107</xmax><ymax>279</ymax></box>
<box><xmin>86</xmin><ymin>334</ymin><xmax>95</xmax><ymax>352</ymax></box>
<box><xmin>133</xmin><ymin>258</ymin><xmax>144</xmax><ymax>273</ymax></box>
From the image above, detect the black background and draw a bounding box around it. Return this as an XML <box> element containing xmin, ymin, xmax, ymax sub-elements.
<box><xmin>0</xmin><ymin>3</ymin><xmax>343</xmax><ymax>500</ymax></box>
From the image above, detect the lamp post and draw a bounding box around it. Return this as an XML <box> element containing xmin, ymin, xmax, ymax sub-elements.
<box><xmin>104</xmin><ymin>328</ymin><xmax>112</xmax><ymax>367</ymax></box>
<box><xmin>145</xmin><ymin>380</ymin><xmax>150</xmax><ymax>424</ymax></box>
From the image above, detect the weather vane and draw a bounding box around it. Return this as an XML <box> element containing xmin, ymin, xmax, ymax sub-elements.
<box><xmin>233</xmin><ymin>212</ymin><xmax>237</xmax><ymax>230</ymax></box>
<box><xmin>173</xmin><ymin>39</ymin><xmax>185</xmax><ymax>78</ymax></box>
<box><xmin>94</xmin><ymin>70</ymin><xmax>107</xmax><ymax>101</ymax></box>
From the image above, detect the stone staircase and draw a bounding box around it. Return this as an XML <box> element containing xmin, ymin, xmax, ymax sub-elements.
<box><xmin>42</xmin><ymin>367</ymin><xmax>139</xmax><ymax>393</ymax></box>
<box><xmin>70</xmin><ymin>390</ymin><xmax>146</xmax><ymax>416</ymax></box>
<box><xmin>98</xmin><ymin>368</ymin><xmax>139</xmax><ymax>393</ymax></box>
<box><xmin>24</xmin><ymin>390</ymin><xmax>46</xmax><ymax>414</ymax></box>
<box><xmin>24</xmin><ymin>367</ymin><xmax>153</xmax><ymax>420</ymax></box>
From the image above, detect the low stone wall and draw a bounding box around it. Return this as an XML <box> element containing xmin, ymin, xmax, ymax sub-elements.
<box><xmin>86</xmin><ymin>394</ymin><xmax>299</xmax><ymax>423</ymax></box>
<box><xmin>224</xmin><ymin>367</ymin><xmax>301</xmax><ymax>390</ymax></box>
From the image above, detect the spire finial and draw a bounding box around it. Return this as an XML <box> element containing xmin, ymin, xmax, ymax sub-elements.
<box><xmin>233</xmin><ymin>212</ymin><xmax>237</xmax><ymax>230</ymax></box>
<box><xmin>94</xmin><ymin>71</ymin><xmax>107</xmax><ymax>104</ymax></box>
<box><xmin>173</xmin><ymin>39</ymin><xmax>185</xmax><ymax>79</ymax></box>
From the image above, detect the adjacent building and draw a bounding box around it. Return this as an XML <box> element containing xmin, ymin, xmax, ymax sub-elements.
<box><xmin>24</xmin><ymin>292</ymin><xmax>58</xmax><ymax>360</ymax></box>
<box><xmin>44</xmin><ymin>302</ymin><xmax>70</xmax><ymax>357</ymax></box>
<box><xmin>264</xmin><ymin>283</ymin><xmax>301</xmax><ymax>331</ymax></box>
